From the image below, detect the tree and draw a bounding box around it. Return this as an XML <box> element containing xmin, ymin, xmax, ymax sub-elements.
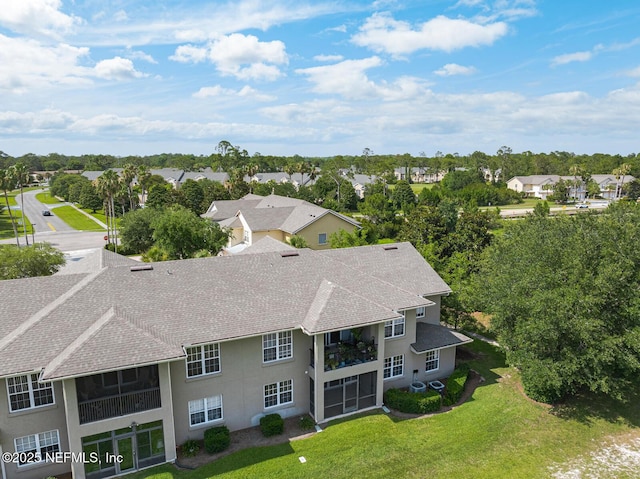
<box><xmin>329</xmin><ymin>229</ymin><xmax>369</xmax><ymax>248</ymax></box>
<box><xmin>390</xmin><ymin>180</ymin><xmax>416</xmax><ymax>214</ymax></box>
<box><xmin>180</xmin><ymin>179</ymin><xmax>205</xmax><ymax>215</ymax></box>
<box><xmin>79</xmin><ymin>183</ymin><xmax>103</xmax><ymax>212</ymax></box>
<box><xmin>288</xmin><ymin>235</ymin><xmax>309</xmax><ymax>248</ymax></box>
<box><xmin>94</xmin><ymin>170</ymin><xmax>120</xmax><ymax>250</ymax></box>
<box><xmin>0</xmin><ymin>168</ymin><xmax>20</xmax><ymax>246</ymax></box>
<box><xmin>0</xmin><ymin>243</ymin><xmax>65</xmax><ymax>279</ymax></box>
<box><xmin>471</xmin><ymin>204</ymin><xmax>640</xmax><ymax>403</ymax></box>
<box><xmin>119</xmin><ymin>207</ymin><xmax>158</xmax><ymax>253</ymax></box>
<box><xmin>151</xmin><ymin>205</ymin><xmax>230</xmax><ymax>260</ymax></box>
<box><xmin>121</xmin><ymin>163</ymin><xmax>138</xmax><ymax>211</ymax></box>
<box><xmin>12</xmin><ymin>163</ymin><xmax>31</xmax><ymax>245</ymax></box>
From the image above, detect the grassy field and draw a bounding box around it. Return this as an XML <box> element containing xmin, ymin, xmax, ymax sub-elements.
<box><xmin>51</xmin><ymin>205</ymin><xmax>105</xmax><ymax>231</ymax></box>
<box><xmin>36</xmin><ymin>191</ymin><xmax>63</xmax><ymax>204</ymax></box>
<box><xmin>124</xmin><ymin>340</ymin><xmax>639</xmax><ymax>479</ymax></box>
<box><xmin>0</xmin><ymin>190</ymin><xmax>33</xmax><ymax>240</ymax></box>
<box><xmin>387</xmin><ymin>183</ymin><xmax>435</xmax><ymax>194</ymax></box>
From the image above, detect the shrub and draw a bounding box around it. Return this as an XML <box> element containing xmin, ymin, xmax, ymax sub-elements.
<box><xmin>383</xmin><ymin>388</ymin><xmax>441</xmax><ymax>414</ymax></box>
<box><xmin>443</xmin><ymin>364</ymin><xmax>471</xmax><ymax>406</ymax></box>
<box><xmin>181</xmin><ymin>439</ymin><xmax>200</xmax><ymax>457</ymax></box>
<box><xmin>299</xmin><ymin>415</ymin><xmax>315</xmax><ymax>430</ymax></box>
<box><xmin>260</xmin><ymin>413</ymin><xmax>284</xmax><ymax>437</ymax></box>
<box><xmin>204</xmin><ymin>425</ymin><xmax>230</xmax><ymax>453</ymax></box>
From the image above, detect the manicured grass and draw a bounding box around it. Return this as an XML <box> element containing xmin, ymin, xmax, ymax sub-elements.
<box><xmin>124</xmin><ymin>340</ymin><xmax>639</xmax><ymax>479</ymax></box>
<box><xmin>0</xmin><ymin>190</ymin><xmax>33</xmax><ymax>240</ymax></box>
<box><xmin>388</xmin><ymin>183</ymin><xmax>435</xmax><ymax>194</ymax></box>
<box><xmin>51</xmin><ymin>205</ymin><xmax>106</xmax><ymax>231</ymax></box>
<box><xmin>36</xmin><ymin>191</ymin><xmax>63</xmax><ymax>204</ymax></box>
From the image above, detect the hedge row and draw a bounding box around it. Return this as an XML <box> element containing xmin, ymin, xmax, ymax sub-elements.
<box><xmin>383</xmin><ymin>388</ymin><xmax>442</xmax><ymax>414</ymax></box>
<box><xmin>443</xmin><ymin>364</ymin><xmax>470</xmax><ymax>406</ymax></box>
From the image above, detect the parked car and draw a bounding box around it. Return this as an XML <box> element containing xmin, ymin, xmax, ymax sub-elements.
<box><xmin>42</xmin><ymin>209</ymin><xmax>52</xmax><ymax>216</ymax></box>
<box><xmin>575</xmin><ymin>203</ymin><xmax>589</xmax><ymax>209</ymax></box>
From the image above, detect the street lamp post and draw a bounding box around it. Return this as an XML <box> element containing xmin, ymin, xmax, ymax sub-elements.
<box><xmin>31</xmin><ymin>224</ymin><xmax>36</xmax><ymax>244</ymax></box>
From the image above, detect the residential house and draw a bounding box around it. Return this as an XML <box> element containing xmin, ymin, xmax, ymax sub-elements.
<box><xmin>0</xmin><ymin>243</ymin><xmax>470</xmax><ymax>479</ymax></box>
<box><xmin>507</xmin><ymin>174</ymin><xmax>636</xmax><ymax>200</ymax></box>
<box><xmin>202</xmin><ymin>194</ymin><xmax>360</xmax><ymax>253</ymax></box>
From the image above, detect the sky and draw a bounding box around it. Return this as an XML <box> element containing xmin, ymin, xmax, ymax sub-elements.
<box><xmin>1</xmin><ymin>0</ymin><xmax>640</xmax><ymax>158</ymax></box>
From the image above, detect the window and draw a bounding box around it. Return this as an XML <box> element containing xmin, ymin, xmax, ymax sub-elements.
<box><xmin>384</xmin><ymin>315</ymin><xmax>405</xmax><ymax>339</ymax></box>
<box><xmin>383</xmin><ymin>355</ymin><xmax>404</xmax><ymax>379</ymax></box>
<box><xmin>186</xmin><ymin>343</ymin><xmax>220</xmax><ymax>378</ymax></box>
<box><xmin>14</xmin><ymin>430</ymin><xmax>60</xmax><ymax>466</ymax></box>
<box><xmin>416</xmin><ymin>306</ymin><xmax>425</xmax><ymax>319</ymax></box>
<box><xmin>264</xmin><ymin>379</ymin><xmax>293</xmax><ymax>408</ymax></box>
<box><xmin>318</xmin><ymin>233</ymin><xmax>327</xmax><ymax>245</ymax></box>
<box><xmin>425</xmin><ymin>350</ymin><xmax>440</xmax><ymax>372</ymax></box>
<box><xmin>263</xmin><ymin>331</ymin><xmax>293</xmax><ymax>363</ymax></box>
<box><xmin>189</xmin><ymin>395</ymin><xmax>223</xmax><ymax>426</ymax></box>
<box><xmin>6</xmin><ymin>374</ymin><xmax>54</xmax><ymax>412</ymax></box>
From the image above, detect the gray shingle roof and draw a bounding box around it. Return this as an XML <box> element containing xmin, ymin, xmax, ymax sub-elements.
<box><xmin>203</xmin><ymin>194</ymin><xmax>360</xmax><ymax>233</ymax></box>
<box><xmin>410</xmin><ymin>322</ymin><xmax>473</xmax><ymax>353</ymax></box>
<box><xmin>0</xmin><ymin>243</ymin><xmax>448</xmax><ymax>380</ymax></box>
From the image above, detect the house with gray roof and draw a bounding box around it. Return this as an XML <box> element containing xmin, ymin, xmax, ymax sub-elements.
<box><xmin>0</xmin><ymin>243</ymin><xmax>470</xmax><ymax>479</ymax></box>
<box><xmin>507</xmin><ymin>174</ymin><xmax>636</xmax><ymax>200</ymax></box>
<box><xmin>203</xmin><ymin>193</ymin><xmax>360</xmax><ymax>253</ymax></box>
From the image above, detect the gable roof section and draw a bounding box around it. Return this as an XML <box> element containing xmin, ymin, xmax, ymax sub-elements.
<box><xmin>0</xmin><ymin>243</ymin><xmax>446</xmax><ymax>379</ymax></box>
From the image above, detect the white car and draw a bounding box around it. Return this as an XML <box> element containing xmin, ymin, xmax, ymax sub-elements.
<box><xmin>575</xmin><ymin>203</ymin><xmax>589</xmax><ymax>209</ymax></box>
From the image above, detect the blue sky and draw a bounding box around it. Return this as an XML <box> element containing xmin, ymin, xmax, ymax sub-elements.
<box><xmin>1</xmin><ymin>0</ymin><xmax>640</xmax><ymax>158</ymax></box>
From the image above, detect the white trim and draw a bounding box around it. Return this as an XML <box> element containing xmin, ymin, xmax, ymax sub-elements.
<box><xmin>264</xmin><ymin>379</ymin><xmax>293</xmax><ymax>409</ymax></box>
<box><xmin>262</xmin><ymin>331</ymin><xmax>293</xmax><ymax>363</ymax></box>
<box><xmin>6</xmin><ymin>373</ymin><xmax>55</xmax><ymax>413</ymax></box>
<box><xmin>188</xmin><ymin>395</ymin><xmax>223</xmax><ymax>427</ymax></box>
<box><xmin>383</xmin><ymin>355</ymin><xmax>404</xmax><ymax>380</ymax></box>
<box><xmin>185</xmin><ymin>343</ymin><xmax>220</xmax><ymax>378</ymax></box>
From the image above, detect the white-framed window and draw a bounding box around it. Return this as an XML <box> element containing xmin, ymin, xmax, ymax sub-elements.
<box><xmin>186</xmin><ymin>343</ymin><xmax>220</xmax><ymax>378</ymax></box>
<box><xmin>383</xmin><ymin>355</ymin><xmax>404</xmax><ymax>379</ymax></box>
<box><xmin>425</xmin><ymin>350</ymin><xmax>440</xmax><ymax>372</ymax></box>
<box><xmin>318</xmin><ymin>233</ymin><xmax>327</xmax><ymax>245</ymax></box>
<box><xmin>263</xmin><ymin>331</ymin><xmax>293</xmax><ymax>363</ymax></box>
<box><xmin>384</xmin><ymin>315</ymin><xmax>405</xmax><ymax>339</ymax></box>
<box><xmin>14</xmin><ymin>430</ymin><xmax>60</xmax><ymax>467</ymax></box>
<box><xmin>243</xmin><ymin>230</ymin><xmax>250</xmax><ymax>244</ymax></box>
<box><xmin>6</xmin><ymin>374</ymin><xmax>55</xmax><ymax>412</ymax></box>
<box><xmin>189</xmin><ymin>395</ymin><xmax>223</xmax><ymax>426</ymax></box>
<box><xmin>264</xmin><ymin>379</ymin><xmax>293</xmax><ymax>408</ymax></box>
<box><xmin>416</xmin><ymin>306</ymin><xmax>426</xmax><ymax>319</ymax></box>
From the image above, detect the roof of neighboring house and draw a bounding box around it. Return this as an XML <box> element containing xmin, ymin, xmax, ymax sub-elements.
<box><xmin>57</xmin><ymin>248</ymin><xmax>139</xmax><ymax>275</ymax></box>
<box><xmin>81</xmin><ymin>169</ymin><xmax>124</xmax><ymax>182</ymax></box>
<box><xmin>181</xmin><ymin>169</ymin><xmax>229</xmax><ymax>183</ymax></box>
<box><xmin>236</xmin><ymin>236</ymin><xmax>296</xmax><ymax>255</ymax></box>
<box><xmin>507</xmin><ymin>175</ymin><xmax>561</xmax><ymax>185</ymax></box>
<box><xmin>203</xmin><ymin>194</ymin><xmax>360</xmax><ymax>234</ymax></box>
<box><xmin>0</xmin><ymin>242</ymin><xmax>446</xmax><ymax>380</ymax></box>
<box><xmin>410</xmin><ymin>322</ymin><xmax>472</xmax><ymax>353</ymax></box>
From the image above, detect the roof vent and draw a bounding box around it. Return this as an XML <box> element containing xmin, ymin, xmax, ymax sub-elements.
<box><xmin>383</xmin><ymin>245</ymin><xmax>398</xmax><ymax>251</ymax></box>
<box><xmin>280</xmin><ymin>252</ymin><xmax>299</xmax><ymax>258</ymax></box>
<box><xmin>130</xmin><ymin>265</ymin><xmax>154</xmax><ymax>272</ymax></box>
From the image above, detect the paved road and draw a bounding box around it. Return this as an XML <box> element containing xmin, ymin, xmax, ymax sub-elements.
<box><xmin>2</xmin><ymin>189</ymin><xmax>109</xmax><ymax>252</ymax></box>
<box><xmin>499</xmin><ymin>201</ymin><xmax>609</xmax><ymax>218</ymax></box>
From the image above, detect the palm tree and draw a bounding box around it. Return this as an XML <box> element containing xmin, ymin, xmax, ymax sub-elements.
<box><xmin>12</xmin><ymin>163</ymin><xmax>31</xmax><ymax>245</ymax></box>
<box><xmin>0</xmin><ymin>168</ymin><xmax>20</xmax><ymax>246</ymax></box>
<box><xmin>136</xmin><ymin>165</ymin><xmax>151</xmax><ymax>206</ymax></box>
<box><xmin>94</xmin><ymin>170</ymin><xmax>120</xmax><ymax>251</ymax></box>
<box><xmin>616</xmin><ymin>163</ymin><xmax>632</xmax><ymax>199</ymax></box>
<box><xmin>569</xmin><ymin>164</ymin><xmax>582</xmax><ymax>202</ymax></box>
<box><xmin>121</xmin><ymin>164</ymin><xmax>138</xmax><ymax>211</ymax></box>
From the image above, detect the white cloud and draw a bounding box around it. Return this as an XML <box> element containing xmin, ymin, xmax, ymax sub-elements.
<box><xmin>113</xmin><ymin>10</ymin><xmax>128</xmax><ymax>22</ymax></box>
<box><xmin>127</xmin><ymin>49</ymin><xmax>157</xmax><ymax>64</ymax></box>
<box><xmin>626</xmin><ymin>66</ymin><xmax>640</xmax><ymax>78</ymax></box>
<box><xmin>94</xmin><ymin>57</ymin><xmax>145</xmax><ymax>80</ymax></box>
<box><xmin>0</xmin><ymin>0</ymin><xmax>80</xmax><ymax>38</ymax></box>
<box><xmin>193</xmin><ymin>85</ymin><xmax>275</xmax><ymax>101</ymax></box>
<box><xmin>170</xmin><ymin>45</ymin><xmax>208</xmax><ymax>63</ymax></box>
<box><xmin>0</xmin><ymin>34</ymin><xmax>91</xmax><ymax>92</ymax></box>
<box><xmin>551</xmin><ymin>51</ymin><xmax>592</xmax><ymax>66</ymax></box>
<box><xmin>351</xmin><ymin>13</ymin><xmax>508</xmax><ymax>55</ymax></box>
<box><xmin>171</xmin><ymin>33</ymin><xmax>288</xmax><ymax>81</ymax></box>
<box><xmin>296</xmin><ymin>57</ymin><xmax>431</xmax><ymax>101</ymax></box>
<box><xmin>314</xmin><ymin>54</ymin><xmax>344</xmax><ymax>62</ymax></box>
<box><xmin>434</xmin><ymin>63</ymin><xmax>477</xmax><ymax>76</ymax></box>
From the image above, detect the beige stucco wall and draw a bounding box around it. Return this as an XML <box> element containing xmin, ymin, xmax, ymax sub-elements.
<box><xmin>0</xmin><ymin>379</ymin><xmax>71</xmax><ymax>479</ymax></box>
<box><xmin>170</xmin><ymin>330</ymin><xmax>312</xmax><ymax>445</ymax></box>
<box><xmin>250</xmin><ymin>230</ymin><xmax>286</xmax><ymax>245</ymax></box>
<box><xmin>296</xmin><ymin>214</ymin><xmax>358</xmax><ymax>250</ymax></box>
<box><xmin>63</xmin><ymin>363</ymin><xmax>177</xmax><ymax>479</ymax></box>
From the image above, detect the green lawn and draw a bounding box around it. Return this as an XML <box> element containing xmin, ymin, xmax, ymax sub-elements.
<box><xmin>388</xmin><ymin>183</ymin><xmax>435</xmax><ymax>194</ymax></box>
<box><xmin>51</xmin><ymin>205</ymin><xmax>105</xmax><ymax>231</ymax></box>
<box><xmin>124</xmin><ymin>340</ymin><xmax>639</xmax><ymax>479</ymax></box>
<box><xmin>36</xmin><ymin>191</ymin><xmax>63</xmax><ymax>204</ymax></box>
<box><xmin>0</xmin><ymin>190</ymin><xmax>33</xmax><ymax>240</ymax></box>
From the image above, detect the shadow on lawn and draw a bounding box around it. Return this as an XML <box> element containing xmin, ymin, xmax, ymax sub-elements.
<box><xmin>550</xmin><ymin>388</ymin><xmax>640</xmax><ymax>428</ymax></box>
